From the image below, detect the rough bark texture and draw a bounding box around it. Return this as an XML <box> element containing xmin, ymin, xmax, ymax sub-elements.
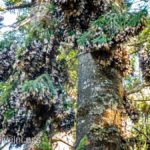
<box><xmin>76</xmin><ymin>52</ymin><xmax>125</xmax><ymax>150</ymax></box>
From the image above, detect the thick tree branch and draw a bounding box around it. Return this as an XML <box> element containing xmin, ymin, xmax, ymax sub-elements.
<box><xmin>0</xmin><ymin>142</ymin><xmax>9</xmax><ymax>150</ymax></box>
<box><xmin>0</xmin><ymin>3</ymin><xmax>35</xmax><ymax>11</ymax></box>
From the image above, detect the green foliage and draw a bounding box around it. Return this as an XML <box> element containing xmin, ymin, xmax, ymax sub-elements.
<box><xmin>77</xmin><ymin>31</ymin><xmax>91</xmax><ymax>46</ymax></box>
<box><xmin>140</xmin><ymin>102</ymin><xmax>150</xmax><ymax>115</ymax></box>
<box><xmin>0</xmin><ymin>32</ymin><xmax>16</xmax><ymax>50</ymax></box>
<box><xmin>3</xmin><ymin>108</ymin><xmax>15</xmax><ymax>119</ymax></box>
<box><xmin>0</xmin><ymin>82</ymin><xmax>13</xmax><ymax>104</ymax></box>
<box><xmin>76</xmin><ymin>135</ymin><xmax>89</xmax><ymax>150</ymax></box>
<box><xmin>57</xmin><ymin>48</ymin><xmax>78</xmax><ymax>111</ymax></box>
<box><xmin>22</xmin><ymin>74</ymin><xmax>55</xmax><ymax>97</ymax></box>
<box><xmin>23</xmin><ymin>25</ymin><xmax>53</xmax><ymax>47</ymax></box>
<box><xmin>36</xmin><ymin>133</ymin><xmax>52</xmax><ymax>150</ymax></box>
<box><xmin>47</xmin><ymin>3</ymin><xmax>56</xmax><ymax>12</ymax></box>
<box><xmin>133</xmin><ymin>118</ymin><xmax>150</xmax><ymax>150</ymax></box>
<box><xmin>4</xmin><ymin>0</ymin><xmax>27</xmax><ymax>6</ymax></box>
<box><xmin>57</xmin><ymin>49</ymin><xmax>78</xmax><ymax>87</ymax></box>
<box><xmin>18</xmin><ymin>4</ymin><xmax>58</xmax><ymax>47</ymax></box>
<box><xmin>16</xmin><ymin>12</ymin><xmax>29</xmax><ymax>23</ymax></box>
<box><xmin>139</xmin><ymin>19</ymin><xmax>150</xmax><ymax>51</ymax></box>
<box><xmin>16</xmin><ymin>47</ymin><xmax>25</xmax><ymax>59</ymax></box>
<box><xmin>78</xmin><ymin>9</ymin><xmax>147</xmax><ymax>46</ymax></box>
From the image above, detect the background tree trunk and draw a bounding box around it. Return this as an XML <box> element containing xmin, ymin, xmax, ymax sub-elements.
<box><xmin>76</xmin><ymin>52</ymin><xmax>125</xmax><ymax>150</ymax></box>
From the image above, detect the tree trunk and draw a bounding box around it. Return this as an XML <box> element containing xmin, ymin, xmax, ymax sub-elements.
<box><xmin>76</xmin><ymin>52</ymin><xmax>125</xmax><ymax>150</ymax></box>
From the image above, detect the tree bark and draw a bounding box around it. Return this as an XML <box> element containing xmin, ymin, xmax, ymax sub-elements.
<box><xmin>76</xmin><ymin>52</ymin><xmax>125</xmax><ymax>150</ymax></box>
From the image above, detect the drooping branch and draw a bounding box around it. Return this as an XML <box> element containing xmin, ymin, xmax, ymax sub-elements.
<box><xmin>133</xmin><ymin>127</ymin><xmax>150</xmax><ymax>141</ymax></box>
<box><xmin>52</xmin><ymin>138</ymin><xmax>74</xmax><ymax>148</ymax></box>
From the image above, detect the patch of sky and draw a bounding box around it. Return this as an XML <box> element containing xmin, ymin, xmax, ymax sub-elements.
<box><xmin>129</xmin><ymin>0</ymin><xmax>149</xmax><ymax>13</ymax></box>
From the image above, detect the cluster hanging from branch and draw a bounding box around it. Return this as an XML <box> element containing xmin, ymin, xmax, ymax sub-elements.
<box><xmin>0</xmin><ymin>44</ymin><xmax>16</xmax><ymax>81</ymax></box>
<box><xmin>0</xmin><ymin>3</ymin><xmax>75</xmax><ymax>141</ymax></box>
<box><xmin>139</xmin><ymin>48</ymin><xmax>150</xmax><ymax>83</ymax></box>
<box><xmin>123</xmin><ymin>92</ymin><xmax>139</xmax><ymax>122</ymax></box>
<box><xmin>1</xmin><ymin>75</ymin><xmax>74</xmax><ymax>141</ymax></box>
<box><xmin>112</xmin><ymin>46</ymin><xmax>131</xmax><ymax>77</ymax></box>
<box><xmin>52</xmin><ymin>0</ymin><xmax>110</xmax><ymax>30</ymax></box>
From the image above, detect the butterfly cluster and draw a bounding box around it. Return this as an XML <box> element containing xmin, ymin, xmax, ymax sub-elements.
<box><xmin>0</xmin><ymin>29</ymin><xmax>74</xmax><ymax>142</ymax></box>
<box><xmin>0</xmin><ymin>45</ymin><xmax>15</xmax><ymax>81</ymax></box>
<box><xmin>139</xmin><ymin>48</ymin><xmax>150</xmax><ymax>83</ymax></box>
<box><xmin>123</xmin><ymin>93</ymin><xmax>139</xmax><ymax>122</ymax></box>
